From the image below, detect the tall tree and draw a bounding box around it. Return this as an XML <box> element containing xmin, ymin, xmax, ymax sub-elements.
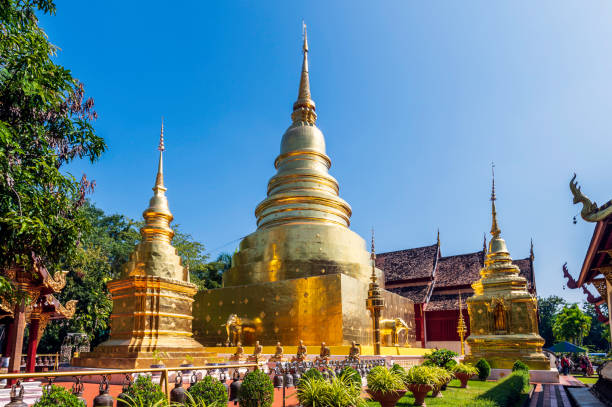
<box><xmin>553</xmin><ymin>303</ymin><xmax>592</xmax><ymax>346</ymax></box>
<box><xmin>0</xmin><ymin>0</ymin><xmax>105</xmax><ymax>295</ymax></box>
<box><xmin>582</xmin><ymin>303</ymin><xmax>610</xmax><ymax>352</ymax></box>
<box><xmin>538</xmin><ymin>295</ymin><xmax>566</xmax><ymax>348</ymax></box>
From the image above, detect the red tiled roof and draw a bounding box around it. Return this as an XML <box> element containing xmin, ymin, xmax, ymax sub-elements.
<box><xmin>435</xmin><ymin>251</ymin><xmax>484</xmax><ymax>288</ymax></box>
<box><xmin>514</xmin><ymin>258</ymin><xmax>534</xmax><ymax>288</ymax></box>
<box><xmin>378</xmin><ymin>244</ymin><xmax>438</xmax><ymax>283</ymax></box>
<box><xmin>426</xmin><ymin>294</ymin><xmax>469</xmax><ymax>311</ymax></box>
<box><xmin>387</xmin><ymin>284</ymin><xmax>431</xmax><ymax>303</ymax></box>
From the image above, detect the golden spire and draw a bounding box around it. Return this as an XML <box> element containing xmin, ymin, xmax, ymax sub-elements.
<box><xmin>437</xmin><ymin>229</ymin><xmax>440</xmax><ymax>247</ymax></box>
<box><xmin>291</xmin><ymin>22</ymin><xmax>317</xmax><ymax>124</ymax></box>
<box><xmin>370</xmin><ymin>228</ymin><xmax>376</xmax><ymax>280</ymax></box>
<box><xmin>490</xmin><ymin>162</ymin><xmax>500</xmax><ymax>238</ymax></box>
<box><xmin>141</xmin><ymin>118</ymin><xmax>174</xmax><ymax>244</ymax></box>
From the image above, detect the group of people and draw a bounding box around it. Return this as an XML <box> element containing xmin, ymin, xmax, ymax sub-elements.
<box><xmin>556</xmin><ymin>354</ymin><xmax>594</xmax><ymax>376</ymax></box>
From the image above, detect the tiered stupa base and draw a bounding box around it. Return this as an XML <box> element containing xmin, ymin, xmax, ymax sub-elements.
<box><xmin>464</xmin><ymin>334</ymin><xmax>550</xmax><ymax>370</ymax></box>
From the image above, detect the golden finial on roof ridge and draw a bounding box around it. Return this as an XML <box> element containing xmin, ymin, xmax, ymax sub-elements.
<box><xmin>291</xmin><ymin>22</ymin><xmax>317</xmax><ymax>124</ymax></box>
<box><xmin>490</xmin><ymin>162</ymin><xmax>500</xmax><ymax>238</ymax></box>
<box><xmin>155</xmin><ymin>118</ymin><xmax>166</xmax><ymax>191</ymax></box>
<box><xmin>370</xmin><ymin>227</ymin><xmax>376</xmax><ymax>275</ymax></box>
<box><xmin>437</xmin><ymin>228</ymin><xmax>440</xmax><ymax>247</ymax></box>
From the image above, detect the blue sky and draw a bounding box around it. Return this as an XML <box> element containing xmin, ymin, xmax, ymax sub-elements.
<box><xmin>41</xmin><ymin>1</ymin><xmax>612</xmax><ymax>302</ymax></box>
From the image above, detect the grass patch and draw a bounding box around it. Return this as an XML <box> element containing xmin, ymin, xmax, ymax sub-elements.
<box><xmin>366</xmin><ymin>378</ymin><xmax>529</xmax><ymax>407</ymax></box>
<box><xmin>575</xmin><ymin>376</ymin><xmax>598</xmax><ymax>385</ymax></box>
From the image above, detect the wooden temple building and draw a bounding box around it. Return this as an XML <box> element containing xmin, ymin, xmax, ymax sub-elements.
<box><xmin>0</xmin><ymin>265</ymin><xmax>76</xmax><ymax>376</ymax></box>
<box><xmin>562</xmin><ymin>175</ymin><xmax>612</xmax><ymax>336</ymax></box>
<box><xmin>376</xmin><ymin>233</ymin><xmax>536</xmax><ymax>352</ymax></box>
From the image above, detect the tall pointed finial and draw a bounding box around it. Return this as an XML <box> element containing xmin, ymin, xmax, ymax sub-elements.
<box><xmin>490</xmin><ymin>162</ymin><xmax>500</xmax><ymax>237</ymax></box>
<box><xmin>530</xmin><ymin>238</ymin><xmax>535</xmax><ymax>261</ymax></box>
<box><xmin>154</xmin><ymin>118</ymin><xmax>166</xmax><ymax>191</ymax></box>
<box><xmin>437</xmin><ymin>229</ymin><xmax>440</xmax><ymax>247</ymax></box>
<box><xmin>483</xmin><ymin>232</ymin><xmax>487</xmax><ymax>252</ymax></box>
<box><xmin>370</xmin><ymin>227</ymin><xmax>376</xmax><ymax>263</ymax></box>
<box><xmin>291</xmin><ymin>22</ymin><xmax>317</xmax><ymax>124</ymax></box>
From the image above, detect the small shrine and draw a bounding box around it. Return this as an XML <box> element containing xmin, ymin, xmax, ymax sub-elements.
<box><xmin>1</xmin><ymin>265</ymin><xmax>76</xmax><ymax>375</ymax></box>
<box><xmin>464</xmin><ymin>171</ymin><xmax>549</xmax><ymax>371</ymax></box>
<box><xmin>72</xmin><ymin>123</ymin><xmax>213</xmax><ymax>368</ymax></box>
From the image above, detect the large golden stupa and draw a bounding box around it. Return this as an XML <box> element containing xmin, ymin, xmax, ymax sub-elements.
<box><xmin>465</xmin><ymin>173</ymin><xmax>549</xmax><ymax>370</ymax></box>
<box><xmin>193</xmin><ymin>31</ymin><xmax>416</xmax><ymax>348</ymax></box>
<box><xmin>73</xmin><ymin>124</ymin><xmax>213</xmax><ymax>368</ymax></box>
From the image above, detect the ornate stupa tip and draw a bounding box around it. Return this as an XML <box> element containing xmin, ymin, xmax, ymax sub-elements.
<box><xmin>486</xmin><ymin>164</ymin><xmax>510</xmax><ymax>258</ymax></box>
<box><xmin>141</xmin><ymin>119</ymin><xmax>174</xmax><ymax>243</ymax></box>
<box><xmin>291</xmin><ymin>22</ymin><xmax>317</xmax><ymax>125</ymax></box>
<box><xmin>370</xmin><ymin>228</ymin><xmax>377</xmax><ymax>281</ymax></box>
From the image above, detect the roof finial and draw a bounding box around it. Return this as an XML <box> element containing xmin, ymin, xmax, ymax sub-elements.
<box><xmin>291</xmin><ymin>22</ymin><xmax>317</xmax><ymax>124</ymax></box>
<box><xmin>483</xmin><ymin>232</ymin><xmax>487</xmax><ymax>252</ymax></box>
<box><xmin>154</xmin><ymin>118</ymin><xmax>166</xmax><ymax>191</ymax></box>
<box><xmin>490</xmin><ymin>162</ymin><xmax>500</xmax><ymax>238</ymax></box>
<box><xmin>437</xmin><ymin>228</ymin><xmax>440</xmax><ymax>247</ymax></box>
<box><xmin>530</xmin><ymin>238</ymin><xmax>535</xmax><ymax>261</ymax></box>
<box><xmin>370</xmin><ymin>227</ymin><xmax>376</xmax><ymax>262</ymax></box>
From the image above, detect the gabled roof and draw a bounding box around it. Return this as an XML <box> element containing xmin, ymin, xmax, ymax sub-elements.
<box><xmin>435</xmin><ymin>251</ymin><xmax>484</xmax><ymax>288</ymax></box>
<box><xmin>387</xmin><ymin>284</ymin><xmax>432</xmax><ymax>304</ymax></box>
<box><xmin>426</xmin><ymin>293</ymin><xmax>469</xmax><ymax>311</ymax></box>
<box><xmin>377</xmin><ymin>244</ymin><xmax>439</xmax><ymax>282</ymax></box>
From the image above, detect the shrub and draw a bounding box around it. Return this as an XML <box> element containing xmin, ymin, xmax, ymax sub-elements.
<box><xmin>403</xmin><ymin>365</ymin><xmax>439</xmax><ymax>386</ymax></box>
<box><xmin>119</xmin><ymin>375</ymin><xmax>166</xmax><ymax>406</ymax></box>
<box><xmin>298</xmin><ymin>373</ymin><xmax>366</xmax><ymax>407</ymax></box>
<box><xmin>366</xmin><ymin>366</ymin><xmax>405</xmax><ymax>394</ymax></box>
<box><xmin>452</xmin><ymin>363</ymin><xmax>478</xmax><ymax>376</ymax></box>
<box><xmin>238</xmin><ymin>369</ymin><xmax>274</xmax><ymax>407</ymax></box>
<box><xmin>474</xmin><ymin>370</ymin><xmax>530</xmax><ymax>406</ymax></box>
<box><xmin>512</xmin><ymin>360</ymin><xmax>529</xmax><ymax>372</ymax></box>
<box><xmin>339</xmin><ymin>366</ymin><xmax>362</xmax><ymax>388</ymax></box>
<box><xmin>187</xmin><ymin>375</ymin><xmax>228</xmax><ymax>405</ymax></box>
<box><xmin>444</xmin><ymin>359</ymin><xmax>458</xmax><ymax>371</ymax></box>
<box><xmin>475</xmin><ymin>359</ymin><xmax>491</xmax><ymax>381</ymax></box>
<box><xmin>390</xmin><ymin>363</ymin><xmax>407</xmax><ymax>380</ymax></box>
<box><xmin>423</xmin><ymin>349</ymin><xmax>458</xmax><ymax>368</ymax></box>
<box><xmin>32</xmin><ymin>385</ymin><xmax>83</xmax><ymax>407</ymax></box>
<box><xmin>428</xmin><ymin>366</ymin><xmax>453</xmax><ymax>386</ymax></box>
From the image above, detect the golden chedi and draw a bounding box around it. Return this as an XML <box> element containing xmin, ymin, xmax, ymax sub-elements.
<box><xmin>465</xmin><ymin>174</ymin><xmax>549</xmax><ymax>370</ymax></box>
<box><xmin>73</xmin><ymin>124</ymin><xmax>212</xmax><ymax>368</ymax></box>
<box><xmin>193</xmin><ymin>29</ymin><xmax>415</xmax><ymax>349</ymax></box>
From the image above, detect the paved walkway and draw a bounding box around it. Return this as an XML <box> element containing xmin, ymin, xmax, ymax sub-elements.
<box><xmin>528</xmin><ymin>383</ymin><xmax>573</xmax><ymax>407</ymax></box>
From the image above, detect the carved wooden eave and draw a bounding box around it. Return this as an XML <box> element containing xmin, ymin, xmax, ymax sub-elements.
<box><xmin>42</xmin><ymin>294</ymin><xmax>77</xmax><ymax>320</ymax></box>
<box><xmin>592</xmin><ymin>278</ymin><xmax>607</xmax><ymax>303</ymax></box>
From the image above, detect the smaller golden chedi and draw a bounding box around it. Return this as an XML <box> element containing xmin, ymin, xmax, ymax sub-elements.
<box><xmin>292</xmin><ymin>340</ymin><xmax>308</xmax><ymax>362</ymax></box>
<box><xmin>268</xmin><ymin>342</ymin><xmax>286</xmax><ymax>362</ymax></box>
<box><xmin>315</xmin><ymin>342</ymin><xmax>331</xmax><ymax>363</ymax></box>
<box><xmin>73</xmin><ymin>122</ymin><xmax>212</xmax><ymax>368</ymax></box>
<box><xmin>465</xmin><ymin>169</ymin><xmax>549</xmax><ymax>370</ymax></box>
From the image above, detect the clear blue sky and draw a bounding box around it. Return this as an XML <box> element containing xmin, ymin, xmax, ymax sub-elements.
<box><xmin>41</xmin><ymin>1</ymin><xmax>612</xmax><ymax>303</ymax></box>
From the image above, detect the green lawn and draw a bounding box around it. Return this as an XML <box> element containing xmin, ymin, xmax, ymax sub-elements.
<box><xmin>366</xmin><ymin>379</ymin><xmax>529</xmax><ymax>407</ymax></box>
<box><xmin>575</xmin><ymin>376</ymin><xmax>598</xmax><ymax>385</ymax></box>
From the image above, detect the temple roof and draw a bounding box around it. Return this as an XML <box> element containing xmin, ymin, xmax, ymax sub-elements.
<box><xmin>435</xmin><ymin>251</ymin><xmax>484</xmax><ymax>288</ymax></box>
<box><xmin>426</xmin><ymin>294</ymin><xmax>468</xmax><ymax>311</ymax></box>
<box><xmin>376</xmin><ymin>244</ymin><xmax>439</xmax><ymax>282</ymax></box>
<box><xmin>387</xmin><ymin>284</ymin><xmax>432</xmax><ymax>303</ymax></box>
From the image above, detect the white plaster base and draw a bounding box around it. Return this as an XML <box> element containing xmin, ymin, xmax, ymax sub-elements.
<box><xmin>489</xmin><ymin>368</ymin><xmax>559</xmax><ymax>383</ymax></box>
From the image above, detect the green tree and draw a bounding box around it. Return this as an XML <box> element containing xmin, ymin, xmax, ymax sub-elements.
<box><xmin>552</xmin><ymin>303</ymin><xmax>592</xmax><ymax>346</ymax></box>
<box><xmin>0</xmin><ymin>0</ymin><xmax>105</xmax><ymax>296</ymax></box>
<box><xmin>538</xmin><ymin>296</ymin><xmax>566</xmax><ymax>348</ymax></box>
<box><xmin>583</xmin><ymin>303</ymin><xmax>610</xmax><ymax>352</ymax></box>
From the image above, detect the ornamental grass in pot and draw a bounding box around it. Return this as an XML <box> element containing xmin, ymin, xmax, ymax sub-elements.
<box><xmin>366</xmin><ymin>366</ymin><xmax>407</xmax><ymax>407</ymax></box>
<box><xmin>403</xmin><ymin>366</ymin><xmax>439</xmax><ymax>406</ymax></box>
<box><xmin>452</xmin><ymin>363</ymin><xmax>478</xmax><ymax>388</ymax></box>
<box><xmin>428</xmin><ymin>366</ymin><xmax>453</xmax><ymax>398</ymax></box>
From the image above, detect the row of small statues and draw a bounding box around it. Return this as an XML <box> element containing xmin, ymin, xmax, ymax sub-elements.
<box><xmin>229</xmin><ymin>340</ymin><xmax>361</xmax><ymax>362</ymax></box>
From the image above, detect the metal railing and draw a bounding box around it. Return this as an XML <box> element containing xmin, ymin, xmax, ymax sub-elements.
<box><xmin>0</xmin><ymin>362</ymin><xmax>263</xmax><ymax>405</ymax></box>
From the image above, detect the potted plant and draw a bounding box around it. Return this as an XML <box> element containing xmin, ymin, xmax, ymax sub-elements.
<box><xmin>366</xmin><ymin>366</ymin><xmax>407</xmax><ymax>407</ymax></box>
<box><xmin>451</xmin><ymin>363</ymin><xmax>478</xmax><ymax>388</ymax></box>
<box><xmin>150</xmin><ymin>350</ymin><xmax>167</xmax><ymax>377</ymax></box>
<box><xmin>403</xmin><ymin>365</ymin><xmax>438</xmax><ymax>406</ymax></box>
<box><xmin>117</xmin><ymin>375</ymin><xmax>166</xmax><ymax>406</ymax></box>
<box><xmin>181</xmin><ymin>354</ymin><xmax>194</xmax><ymax>374</ymax></box>
<box><xmin>299</xmin><ymin>370</ymin><xmax>367</xmax><ymax>407</ymax></box>
<box><xmin>428</xmin><ymin>366</ymin><xmax>452</xmax><ymax>398</ymax></box>
<box><xmin>238</xmin><ymin>369</ymin><xmax>274</xmax><ymax>407</ymax></box>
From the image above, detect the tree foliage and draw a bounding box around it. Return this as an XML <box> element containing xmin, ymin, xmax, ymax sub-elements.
<box><xmin>0</xmin><ymin>0</ymin><xmax>105</xmax><ymax>296</ymax></box>
<box><xmin>553</xmin><ymin>303</ymin><xmax>591</xmax><ymax>345</ymax></box>
<box><xmin>538</xmin><ymin>295</ymin><xmax>566</xmax><ymax>348</ymax></box>
<box><xmin>583</xmin><ymin>303</ymin><xmax>610</xmax><ymax>352</ymax></box>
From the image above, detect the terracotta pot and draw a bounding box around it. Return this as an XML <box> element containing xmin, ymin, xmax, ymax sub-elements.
<box><xmin>407</xmin><ymin>384</ymin><xmax>433</xmax><ymax>406</ymax></box>
<box><xmin>455</xmin><ymin>372</ymin><xmax>471</xmax><ymax>388</ymax></box>
<box><xmin>366</xmin><ymin>389</ymin><xmax>407</xmax><ymax>407</ymax></box>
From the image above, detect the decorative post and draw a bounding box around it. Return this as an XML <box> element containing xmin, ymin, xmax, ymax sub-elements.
<box><xmin>457</xmin><ymin>291</ymin><xmax>466</xmax><ymax>356</ymax></box>
<box><xmin>366</xmin><ymin>229</ymin><xmax>385</xmax><ymax>355</ymax></box>
<box><xmin>25</xmin><ymin>316</ymin><xmax>41</xmax><ymax>373</ymax></box>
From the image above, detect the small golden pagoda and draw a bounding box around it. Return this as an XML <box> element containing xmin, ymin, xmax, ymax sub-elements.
<box><xmin>73</xmin><ymin>122</ymin><xmax>213</xmax><ymax>368</ymax></box>
<box><xmin>193</xmin><ymin>28</ymin><xmax>415</xmax><ymax>349</ymax></box>
<box><xmin>465</xmin><ymin>170</ymin><xmax>549</xmax><ymax>370</ymax></box>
